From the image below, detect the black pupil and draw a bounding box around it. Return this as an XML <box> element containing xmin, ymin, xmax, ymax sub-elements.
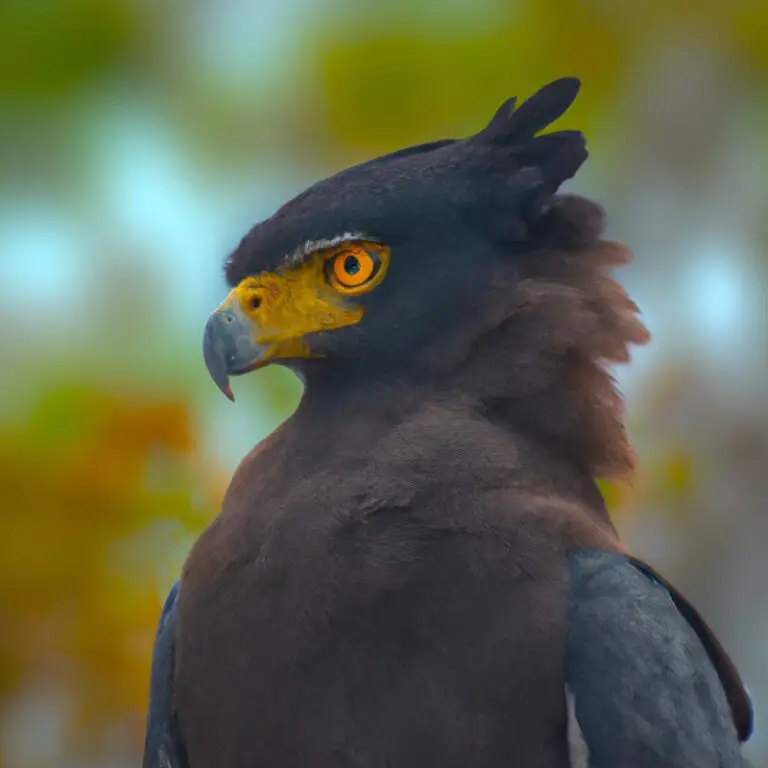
<box><xmin>344</xmin><ymin>255</ymin><xmax>361</xmax><ymax>275</ymax></box>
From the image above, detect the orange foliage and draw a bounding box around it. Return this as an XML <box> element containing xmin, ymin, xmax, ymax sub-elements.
<box><xmin>0</xmin><ymin>385</ymin><xmax>220</xmax><ymax>761</ymax></box>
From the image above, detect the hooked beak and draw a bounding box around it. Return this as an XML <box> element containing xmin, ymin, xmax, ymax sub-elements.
<box><xmin>202</xmin><ymin>300</ymin><xmax>267</xmax><ymax>401</ymax></box>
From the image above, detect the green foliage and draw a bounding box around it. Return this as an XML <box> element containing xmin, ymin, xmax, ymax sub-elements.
<box><xmin>0</xmin><ymin>0</ymin><xmax>142</xmax><ymax>104</ymax></box>
<box><xmin>308</xmin><ymin>0</ymin><xmax>622</xmax><ymax>158</ymax></box>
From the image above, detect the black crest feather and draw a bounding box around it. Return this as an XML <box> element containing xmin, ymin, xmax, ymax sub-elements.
<box><xmin>478</xmin><ymin>77</ymin><xmax>582</xmax><ymax>145</ymax></box>
<box><xmin>470</xmin><ymin>78</ymin><xmax>587</xmax><ymax>230</ymax></box>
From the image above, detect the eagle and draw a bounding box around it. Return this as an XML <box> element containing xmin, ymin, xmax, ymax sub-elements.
<box><xmin>142</xmin><ymin>78</ymin><xmax>754</xmax><ymax>768</ymax></box>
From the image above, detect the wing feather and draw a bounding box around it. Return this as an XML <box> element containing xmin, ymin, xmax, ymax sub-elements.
<box><xmin>566</xmin><ymin>550</ymin><xmax>749</xmax><ymax>767</ymax></box>
<box><xmin>142</xmin><ymin>581</ymin><xmax>187</xmax><ymax>768</ymax></box>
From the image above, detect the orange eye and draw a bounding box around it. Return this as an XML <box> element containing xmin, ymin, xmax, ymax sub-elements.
<box><xmin>326</xmin><ymin>244</ymin><xmax>388</xmax><ymax>295</ymax></box>
<box><xmin>333</xmin><ymin>249</ymin><xmax>375</xmax><ymax>286</ymax></box>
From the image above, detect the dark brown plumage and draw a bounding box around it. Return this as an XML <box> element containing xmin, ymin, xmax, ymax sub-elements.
<box><xmin>143</xmin><ymin>78</ymin><xmax>753</xmax><ymax>768</ymax></box>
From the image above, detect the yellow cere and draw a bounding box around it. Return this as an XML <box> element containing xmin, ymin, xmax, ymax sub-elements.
<box><xmin>225</xmin><ymin>241</ymin><xmax>390</xmax><ymax>361</ymax></box>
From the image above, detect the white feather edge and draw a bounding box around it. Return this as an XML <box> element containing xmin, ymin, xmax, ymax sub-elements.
<box><xmin>566</xmin><ymin>686</ymin><xmax>591</xmax><ymax>768</ymax></box>
<box><xmin>283</xmin><ymin>232</ymin><xmax>373</xmax><ymax>268</ymax></box>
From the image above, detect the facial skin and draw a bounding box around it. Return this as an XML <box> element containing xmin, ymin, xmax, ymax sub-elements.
<box><xmin>203</xmin><ymin>240</ymin><xmax>390</xmax><ymax>399</ymax></box>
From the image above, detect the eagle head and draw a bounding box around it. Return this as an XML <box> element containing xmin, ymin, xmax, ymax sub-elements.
<box><xmin>203</xmin><ymin>77</ymin><xmax>648</xmax><ymax>478</ymax></box>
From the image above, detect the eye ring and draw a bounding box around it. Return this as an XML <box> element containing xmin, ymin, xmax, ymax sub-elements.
<box><xmin>326</xmin><ymin>245</ymin><xmax>384</xmax><ymax>295</ymax></box>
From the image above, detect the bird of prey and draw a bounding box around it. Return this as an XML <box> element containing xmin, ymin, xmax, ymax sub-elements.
<box><xmin>142</xmin><ymin>78</ymin><xmax>754</xmax><ymax>768</ymax></box>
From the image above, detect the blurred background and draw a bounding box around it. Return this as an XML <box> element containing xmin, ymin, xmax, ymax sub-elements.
<box><xmin>0</xmin><ymin>0</ymin><xmax>766</xmax><ymax>765</ymax></box>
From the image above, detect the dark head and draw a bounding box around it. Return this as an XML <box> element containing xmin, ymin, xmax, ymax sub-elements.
<box><xmin>204</xmin><ymin>78</ymin><xmax>649</xmax><ymax>479</ymax></box>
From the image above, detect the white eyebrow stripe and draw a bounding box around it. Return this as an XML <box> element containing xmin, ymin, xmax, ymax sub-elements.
<box><xmin>283</xmin><ymin>231</ymin><xmax>373</xmax><ymax>268</ymax></box>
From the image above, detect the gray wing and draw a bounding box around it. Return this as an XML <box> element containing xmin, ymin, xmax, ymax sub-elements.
<box><xmin>566</xmin><ymin>550</ymin><xmax>753</xmax><ymax>768</ymax></box>
<box><xmin>142</xmin><ymin>580</ymin><xmax>187</xmax><ymax>768</ymax></box>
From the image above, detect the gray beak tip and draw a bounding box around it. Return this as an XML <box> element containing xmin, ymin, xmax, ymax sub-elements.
<box><xmin>203</xmin><ymin>304</ymin><xmax>267</xmax><ymax>401</ymax></box>
<box><xmin>203</xmin><ymin>312</ymin><xmax>237</xmax><ymax>401</ymax></box>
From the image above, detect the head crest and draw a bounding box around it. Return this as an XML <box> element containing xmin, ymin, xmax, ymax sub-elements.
<box><xmin>478</xmin><ymin>77</ymin><xmax>582</xmax><ymax>145</ymax></box>
<box><xmin>469</xmin><ymin>77</ymin><xmax>588</xmax><ymax>227</ymax></box>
